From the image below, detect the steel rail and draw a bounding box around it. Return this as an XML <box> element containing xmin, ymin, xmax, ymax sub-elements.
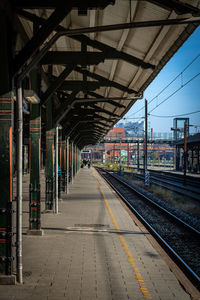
<box><xmin>95</xmin><ymin>167</ymin><xmax>200</xmax><ymax>289</ymax></box>
<box><xmin>127</xmin><ymin>172</ymin><xmax>200</xmax><ymax>200</ymax></box>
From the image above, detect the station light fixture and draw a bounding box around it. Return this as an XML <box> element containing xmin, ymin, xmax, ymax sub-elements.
<box><xmin>24</xmin><ymin>89</ymin><xmax>40</xmax><ymax>104</ymax></box>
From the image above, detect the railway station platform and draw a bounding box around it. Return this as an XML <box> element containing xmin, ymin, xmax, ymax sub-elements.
<box><xmin>0</xmin><ymin>167</ymin><xmax>199</xmax><ymax>300</ymax></box>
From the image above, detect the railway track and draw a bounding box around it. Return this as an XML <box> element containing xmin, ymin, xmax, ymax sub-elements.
<box><xmin>128</xmin><ymin>167</ymin><xmax>200</xmax><ymax>188</ymax></box>
<box><xmin>123</xmin><ymin>170</ymin><xmax>200</xmax><ymax>201</ymax></box>
<box><xmin>95</xmin><ymin>167</ymin><xmax>200</xmax><ymax>290</ymax></box>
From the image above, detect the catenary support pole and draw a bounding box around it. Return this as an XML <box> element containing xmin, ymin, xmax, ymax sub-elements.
<box><xmin>137</xmin><ymin>140</ymin><xmax>140</xmax><ymax>171</ymax></box>
<box><xmin>144</xmin><ymin>99</ymin><xmax>149</xmax><ymax>186</ymax></box>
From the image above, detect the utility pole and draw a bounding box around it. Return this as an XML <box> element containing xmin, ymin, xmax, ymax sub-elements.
<box><xmin>183</xmin><ymin>122</ymin><xmax>187</xmax><ymax>185</ymax></box>
<box><xmin>127</xmin><ymin>142</ymin><xmax>129</xmax><ymax>169</ymax></box>
<box><xmin>120</xmin><ymin>137</ymin><xmax>122</xmax><ymax>173</ymax></box>
<box><xmin>137</xmin><ymin>140</ymin><xmax>140</xmax><ymax>171</ymax></box>
<box><xmin>144</xmin><ymin>99</ymin><xmax>149</xmax><ymax>186</ymax></box>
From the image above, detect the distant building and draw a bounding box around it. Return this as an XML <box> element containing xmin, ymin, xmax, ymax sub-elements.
<box><xmin>115</xmin><ymin>121</ymin><xmax>145</xmax><ymax>137</ymax></box>
<box><xmin>106</xmin><ymin>127</ymin><xmax>126</xmax><ymax>139</ymax></box>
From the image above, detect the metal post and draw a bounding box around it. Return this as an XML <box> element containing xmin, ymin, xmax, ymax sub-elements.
<box><xmin>45</xmin><ymin>98</ymin><xmax>54</xmax><ymax>210</ymax></box>
<box><xmin>28</xmin><ymin>71</ymin><xmax>42</xmax><ymax>234</ymax></box>
<box><xmin>66</xmin><ymin>137</ymin><xmax>69</xmax><ymax>193</ymax></box>
<box><xmin>74</xmin><ymin>145</ymin><xmax>77</xmax><ymax>175</ymax></box>
<box><xmin>55</xmin><ymin>125</ymin><xmax>59</xmax><ymax>213</ymax></box>
<box><xmin>120</xmin><ymin>138</ymin><xmax>122</xmax><ymax>172</ymax></box>
<box><xmin>127</xmin><ymin>143</ymin><xmax>129</xmax><ymax>169</ymax></box>
<box><xmin>71</xmin><ymin>141</ymin><xmax>74</xmax><ymax>184</ymax></box>
<box><xmin>184</xmin><ymin>122</ymin><xmax>187</xmax><ymax>185</ymax></box>
<box><xmin>16</xmin><ymin>80</ymin><xmax>23</xmax><ymax>284</ymax></box>
<box><xmin>137</xmin><ymin>140</ymin><xmax>140</xmax><ymax>171</ymax></box>
<box><xmin>113</xmin><ymin>144</ymin><xmax>115</xmax><ymax>164</ymax></box>
<box><xmin>0</xmin><ymin>9</ymin><xmax>15</xmax><ymax>283</ymax></box>
<box><xmin>144</xmin><ymin>99</ymin><xmax>149</xmax><ymax>186</ymax></box>
<box><xmin>58</xmin><ymin>130</ymin><xmax>62</xmax><ymax>199</ymax></box>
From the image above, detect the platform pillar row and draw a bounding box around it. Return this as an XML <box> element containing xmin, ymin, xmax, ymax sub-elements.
<box><xmin>0</xmin><ymin>5</ymin><xmax>15</xmax><ymax>283</ymax></box>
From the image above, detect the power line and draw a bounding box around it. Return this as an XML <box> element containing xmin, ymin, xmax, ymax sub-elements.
<box><xmin>125</xmin><ymin>70</ymin><xmax>200</xmax><ymax>120</ymax></box>
<box><xmin>149</xmin><ymin>110</ymin><xmax>200</xmax><ymax>118</ymax></box>
<box><xmin>125</xmin><ymin>52</ymin><xmax>200</xmax><ymax>118</ymax></box>
<box><xmin>149</xmin><ymin>71</ymin><xmax>200</xmax><ymax>113</ymax></box>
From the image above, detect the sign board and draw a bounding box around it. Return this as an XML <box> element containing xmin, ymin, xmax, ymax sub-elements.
<box><xmin>121</xmin><ymin>150</ymin><xmax>127</xmax><ymax>156</ymax></box>
<box><xmin>81</xmin><ymin>150</ymin><xmax>91</xmax><ymax>153</ymax></box>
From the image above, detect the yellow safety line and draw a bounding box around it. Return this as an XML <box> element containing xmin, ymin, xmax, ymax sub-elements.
<box><xmin>91</xmin><ymin>169</ymin><xmax>152</xmax><ymax>299</ymax></box>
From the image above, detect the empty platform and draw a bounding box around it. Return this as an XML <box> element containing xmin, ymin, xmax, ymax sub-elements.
<box><xmin>0</xmin><ymin>167</ymin><xmax>198</xmax><ymax>300</ymax></box>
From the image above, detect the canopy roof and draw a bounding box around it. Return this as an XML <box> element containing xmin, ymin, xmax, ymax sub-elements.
<box><xmin>14</xmin><ymin>0</ymin><xmax>200</xmax><ymax>147</ymax></box>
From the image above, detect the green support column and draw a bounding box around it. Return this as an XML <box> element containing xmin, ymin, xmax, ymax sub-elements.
<box><xmin>28</xmin><ymin>68</ymin><xmax>43</xmax><ymax>235</ymax></box>
<box><xmin>0</xmin><ymin>5</ymin><xmax>15</xmax><ymax>283</ymax></box>
<box><xmin>78</xmin><ymin>148</ymin><xmax>80</xmax><ymax>171</ymax></box>
<box><xmin>74</xmin><ymin>145</ymin><xmax>76</xmax><ymax>176</ymax></box>
<box><xmin>45</xmin><ymin>98</ymin><xmax>54</xmax><ymax>211</ymax></box>
<box><xmin>61</xmin><ymin>138</ymin><xmax>66</xmax><ymax>192</ymax></box>
<box><xmin>71</xmin><ymin>141</ymin><xmax>74</xmax><ymax>184</ymax></box>
<box><xmin>58</xmin><ymin>130</ymin><xmax>62</xmax><ymax>199</ymax></box>
<box><xmin>66</xmin><ymin>137</ymin><xmax>69</xmax><ymax>193</ymax></box>
<box><xmin>69</xmin><ymin>141</ymin><xmax>72</xmax><ymax>183</ymax></box>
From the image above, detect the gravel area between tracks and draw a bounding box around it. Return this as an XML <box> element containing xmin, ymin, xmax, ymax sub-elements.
<box><xmin>114</xmin><ymin>173</ymin><xmax>200</xmax><ymax>232</ymax></box>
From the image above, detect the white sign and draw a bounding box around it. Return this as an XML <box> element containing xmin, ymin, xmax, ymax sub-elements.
<box><xmin>81</xmin><ymin>150</ymin><xmax>91</xmax><ymax>153</ymax></box>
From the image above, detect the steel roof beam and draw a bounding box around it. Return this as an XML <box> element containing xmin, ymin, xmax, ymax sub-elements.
<box><xmin>63</xmin><ymin>118</ymin><xmax>107</xmax><ymax>138</ymax></box>
<box><xmin>82</xmin><ymin>104</ymin><xmax>120</xmax><ymax>118</ymax></box>
<box><xmin>67</xmin><ymin>108</ymin><xmax>116</xmax><ymax>122</ymax></box>
<box><xmin>59</xmin><ymin>81</ymin><xmax>100</xmax><ymax>92</ymax></box>
<box><xmin>146</xmin><ymin>0</ymin><xmax>200</xmax><ymax>16</ymax></box>
<box><xmin>73</xmin><ymin>132</ymin><xmax>102</xmax><ymax>144</ymax></box>
<box><xmin>77</xmin><ymin>106</ymin><xmax>119</xmax><ymax>118</ymax></box>
<box><xmin>74</xmin><ymin>67</ymin><xmax>137</xmax><ymax>94</ymax></box>
<box><xmin>40</xmin><ymin>51</ymin><xmax>106</xmax><ymax>65</ymax></box>
<box><xmin>13</xmin><ymin>6</ymin><xmax>72</xmax><ymax>76</ymax></box>
<box><xmin>57</xmin><ymin>92</ymin><xmax>127</xmax><ymax>107</ymax></box>
<box><xmin>54</xmin><ymin>89</ymin><xmax>80</xmax><ymax>124</ymax></box>
<box><xmin>16</xmin><ymin>10</ymin><xmax>155</xmax><ymax>70</ymax></box>
<box><xmin>12</xmin><ymin>0</ymin><xmax>115</xmax><ymax>9</ymax></box>
<box><xmin>87</xmin><ymin>92</ymin><xmax>126</xmax><ymax>108</ymax></box>
<box><xmin>73</xmin><ymin>98</ymin><xmax>127</xmax><ymax>106</ymax></box>
<box><xmin>41</xmin><ymin>66</ymin><xmax>74</xmax><ymax>106</ymax></box>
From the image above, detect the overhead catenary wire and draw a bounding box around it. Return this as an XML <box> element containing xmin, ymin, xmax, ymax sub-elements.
<box><xmin>149</xmin><ymin>71</ymin><xmax>200</xmax><ymax>113</ymax></box>
<box><xmin>125</xmin><ymin>52</ymin><xmax>200</xmax><ymax>118</ymax></box>
<box><xmin>149</xmin><ymin>110</ymin><xmax>200</xmax><ymax>118</ymax></box>
<box><xmin>124</xmin><ymin>70</ymin><xmax>200</xmax><ymax>121</ymax></box>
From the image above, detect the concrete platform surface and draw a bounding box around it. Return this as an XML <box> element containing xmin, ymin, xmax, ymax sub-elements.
<box><xmin>0</xmin><ymin>167</ymin><xmax>197</xmax><ymax>300</ymax></box>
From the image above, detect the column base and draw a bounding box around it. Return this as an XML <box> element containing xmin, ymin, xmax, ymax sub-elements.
<box><xmin>0</xmin><ymin>275</ymin><xmax>16</xmax><ymax>285</ymax></box>
<box><xmin>27</xmin><ymin>229</ymin><xmax>44</xmax><ymax>236</ymax></box>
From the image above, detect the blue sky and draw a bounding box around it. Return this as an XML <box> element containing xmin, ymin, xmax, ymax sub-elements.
<box><xmin>123</xmin><ymin>26</ymin><xmax>200</xmax><ymax>134</ymax></box>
